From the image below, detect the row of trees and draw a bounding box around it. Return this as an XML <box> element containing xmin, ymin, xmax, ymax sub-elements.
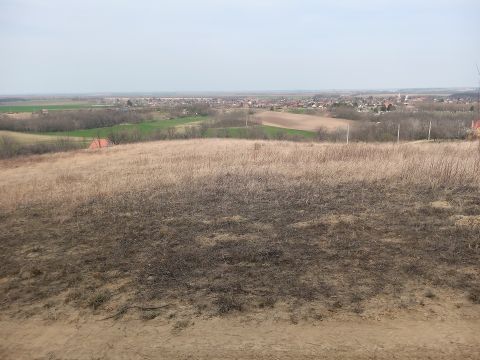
<box><xmin>0</xmin><ymin>104</ymin><xmax>216</xmax><ymax>133</ymax></box>
<box><xmin>317</xmin><ymin>117</ymin><xmax>471</xmax><ymax>143</ymax></box>
<box><xmin>0</xmin><ymin>136</ymin><xmax>84</xmax><ymax>159</ymax></box>
<box><xmin>330</xmin><ymin>105</ymin><xmax>474</xmax><ymax>122</ymax></box>
<box><xmin>0</xmin><ymin>110</ymin><xmax>149</xmax><ymax>132</ymax></box>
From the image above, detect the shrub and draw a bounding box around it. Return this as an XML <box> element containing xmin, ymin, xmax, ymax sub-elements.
<box><xmin>0</xmin><ymin>136</ymin><xmax>83</xmax><ymax>159</ymax></box>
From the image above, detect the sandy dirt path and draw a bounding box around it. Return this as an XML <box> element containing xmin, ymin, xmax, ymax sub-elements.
<box><xmin>253</xmin><ymin>111</ymin><xmax>354</xmax><ymax>132</ymax></box>
<box><xmin>1</xmin><ymin>318</ymin><xmax>479</xmax><ymax>359</ymax></box>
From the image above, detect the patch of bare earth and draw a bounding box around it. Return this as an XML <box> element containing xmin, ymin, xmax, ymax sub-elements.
<box><xmin>253</xmin><ymin>110</ymin><xmax>354</xmax><ymax>131</ymax></box>
<box><xmin>0</xmin><ymin>139</ymin><xmax>479</xmax><ymax>358</ymax></box>
<box><xmin>1</xmin><ymin>318</ymin><xmax>479</xmax><ymax>359</ymax></box>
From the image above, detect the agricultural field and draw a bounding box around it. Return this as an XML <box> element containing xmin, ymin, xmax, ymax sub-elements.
<box><xmin>204</xmin><ymin>125</ymin><xmax>316</xmax><ymax>139</ymax></box>
<box><xmin>0</xmin><ymin>130</ymin><xmax>84</xmax><ymax>144</ymax></box>
<box><xmin>0</xmin><ymin>105</ymin><xmax>359</xmax><ymax>149</ymax></box>
<box><xmin>261</xmin><ymin>124</ymin><xmax>316</xmax><ymax>138</ymax></box>
<box><xmin>29</xmin><ymin>114</ymin><xmax>317</xmax><ymax>141</ymax></box>
<box><xmin>254</xmin><ymin>111</ymin><xmax>354</xmax><ymax>132</ymax></box>
<box><xmin>0</xmin><ymin>104</ymin><xmax>104</xmax><ymax>113</ymax></box>
<box><xmin>1</xmin><ymin>139</ymin><xmax>479</xmax><ymax>358</ymax></box>
<box><xmin>38</xmin><ymin>116</ymin><xmax>207</xmax><ymax>138</ymax></box>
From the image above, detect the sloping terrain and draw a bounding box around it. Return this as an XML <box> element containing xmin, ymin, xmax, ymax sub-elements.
<box><xmin>0</xmin><ymin>139</ymin><xmax>479</xmax><ymax>359</ymax></box>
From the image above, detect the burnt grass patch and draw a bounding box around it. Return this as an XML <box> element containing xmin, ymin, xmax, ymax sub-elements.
<box><xmin>1</xmin><ymin>178</ymin><xmax>479</xmax><ymax>318</ymax></box>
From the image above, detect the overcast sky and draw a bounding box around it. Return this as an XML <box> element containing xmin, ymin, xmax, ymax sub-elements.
<box><xmin>1</xmin><ymin>0</ymin><xmax>479</xmax><ymax>94</ymax></box>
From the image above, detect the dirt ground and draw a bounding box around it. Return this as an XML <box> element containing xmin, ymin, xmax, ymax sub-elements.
<box><xmin>253</xmin><ymin>111</ymin><xmax>353</xmax><ymax>131</ymax></box>
<box><xmin>1</xmin><ymin>317</ymin><xmax>479</xmax><ymax>359</ymax></box>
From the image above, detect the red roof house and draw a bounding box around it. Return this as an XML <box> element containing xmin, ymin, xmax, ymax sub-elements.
<box><xmin>89</xmin><ymin>138</ymin><xmax>112</xmax><ymax>149</ymax></box>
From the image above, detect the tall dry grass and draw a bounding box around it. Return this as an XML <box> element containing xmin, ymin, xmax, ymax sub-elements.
<box><xmin>2</xmin><ymin>138</ymin><xmax>480</xmax><ymax>320</ymax></box>
<box><xmin>0</xmin><ymin>139</ymin><xmax>479</xmax><ymax>213</ymax></box>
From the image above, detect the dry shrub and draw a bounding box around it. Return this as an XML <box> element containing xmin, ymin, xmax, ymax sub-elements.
<box><xmin>0</xmin><ymin>135</ymin><xmax>84</xmax><ymax>159</ymax></box>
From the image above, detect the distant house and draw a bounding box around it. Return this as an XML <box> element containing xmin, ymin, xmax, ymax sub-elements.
<box><xmin>89</xmin><ymin>138</ymin><xmax>112</xmax><ymax>149</ymax></box>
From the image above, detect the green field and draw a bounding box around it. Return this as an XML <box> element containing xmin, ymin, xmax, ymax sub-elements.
<box><xmin>0</xmin><ymin>104</ymin><xmax>106</xmax><ymax>113</ymax></box>
<box><xmin>40</xmin><ymin>116</ymin><xmax>207</xmax><ymax>138</ymax></box>
<box><xmin>5</xmin><ymin>115</ymin><xmax>315</xmax><ymax>144</ymax></box>
<box><xmin>261</xmin><ymin>125</ymin><xmax>316</xmax><ymax>138</ymax></box>
<box><xmin>287</xmin><ymin>108</ymin><xmax>309</xmax><ymax>114</ymax></box>
<box><xmin>286</xmin><ymin>108</ymin><xmax>319</xmax><ymax>115</ymax></box>
<box><xmin>205</xmin><ymin>125</ymin><xmax>316</xmax><ymax>139</ymax></box>
<box><xmin>0</xmin><ymin>130</ymin><xmax>88</xmax><ymax>145</ymax></box>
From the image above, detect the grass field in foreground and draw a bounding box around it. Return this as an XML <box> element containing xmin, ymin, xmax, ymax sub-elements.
<box><xmin>1</xmin><ymin>140</ymin><xmax>479</xmax><ymax>358</ymax></box>
<box><xmin>39</xmin><ymin>116</ymin><xmax>208</xmax><ymax>138</ymax></box>
<box><xmin>1</xmin><ymin>140</ymin><xmax>479</xmax><ymax>323</ymax></box>
<box><xmin>0</xmin><ymin>104</ymin><xmax>107</xmax><ymax>113</ymax></box>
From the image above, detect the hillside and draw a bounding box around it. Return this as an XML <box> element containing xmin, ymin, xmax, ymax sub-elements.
<box><xmin>1</xmin><ymin>139</ymin><xmax>479</xmax><ymax>358</ymax></box>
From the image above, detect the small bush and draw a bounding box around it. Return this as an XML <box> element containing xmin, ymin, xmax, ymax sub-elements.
<box><xmin>468</xmin><ymin>288</ymin><xmax>480</xmax><ymax>304</ymax></box>
<box><xmin>88</xmin><ymin>290</ymin><xmax>111</xmax><ymax>310</ymax></box>
<box><xmin>0</xmin><ymin>136</ymin><xmax>19</xmax><ymax>158</ymax></box>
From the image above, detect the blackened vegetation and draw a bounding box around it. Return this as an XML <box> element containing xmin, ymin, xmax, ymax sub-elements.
<box><xmin>1</xmin><ymin>179</ymin><xmax>479</xmax><ymax>318</ymax></box>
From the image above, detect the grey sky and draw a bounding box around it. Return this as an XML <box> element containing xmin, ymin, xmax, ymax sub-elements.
<box><xmin>1</xmin><ymin>0</ymin><xmax>479</xmax><ymax>94</ymax></box>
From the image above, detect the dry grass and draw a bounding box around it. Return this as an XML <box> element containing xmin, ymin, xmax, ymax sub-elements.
<box><xmin>0</xmin><ymin>139</ymin><xmax>479</xmax><ymax>320</ymax></box>
<box><xmin>1</xmin><ymin>139</ymin><xmax>478</xmax><ymax>212</ymax></box>
<box><xmin>0</xmin><ymin>130</ymin><xmax>83</xmax><ymax>145</ymax></box>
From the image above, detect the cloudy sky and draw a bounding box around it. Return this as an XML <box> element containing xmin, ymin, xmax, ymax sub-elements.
<box><xmin>1</xmin><ymin>0</ymin><xmax>479</xmax><ymax>94</ymax></box>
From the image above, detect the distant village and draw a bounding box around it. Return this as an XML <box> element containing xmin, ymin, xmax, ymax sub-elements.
<box><xmin>99</xmin><ymin>91</ymin><xmax>477</xmax><ymax>116</ymax></box>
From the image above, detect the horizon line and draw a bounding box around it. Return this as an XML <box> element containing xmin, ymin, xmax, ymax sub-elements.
<box><xmin>0</xmin><ymin>86</ymin><xmax>477</xmax><ymax>98</ymax></box>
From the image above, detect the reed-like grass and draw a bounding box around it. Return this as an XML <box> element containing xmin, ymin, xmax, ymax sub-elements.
<box><xmin>1</xmin><ymin>139</ymin><xmax>478</xmax><ymax>213</ymax></box>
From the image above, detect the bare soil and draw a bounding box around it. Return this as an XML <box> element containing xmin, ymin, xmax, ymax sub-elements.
<box><xmin>1</xmin><ymin>317</ymin><xmax>479</xmax><ymax>359</ymax></box>
<box><xmin>253</xmin><ymin>111</ymin><xmax>353</xmax><ymax>131</ymax></box>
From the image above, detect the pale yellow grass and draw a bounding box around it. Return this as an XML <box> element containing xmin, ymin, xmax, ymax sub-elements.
<box><xmin>0</xmin><ymin>130</ymin><xmax>83</xmax><ymax>144</ymax></box>
<box><xmin>253</xmin><ymin>111</ymin><xmax>354</xmax><ymax>131</ymax></box>
<box><xmin>0</xmin><ymin>139</ymin><xmax>478</xmax><ymax>212</ymax></box>
<box><xmin>4</xmin><ymin>113</ymin><xmax>34</xmax><ymax>120</ymax></box>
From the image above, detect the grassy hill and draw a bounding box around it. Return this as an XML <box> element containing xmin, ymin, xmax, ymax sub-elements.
<box><xmin>1</xmin><ymin>139</ymin><xmax>480</xmax><ymax>358</ymax></box>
